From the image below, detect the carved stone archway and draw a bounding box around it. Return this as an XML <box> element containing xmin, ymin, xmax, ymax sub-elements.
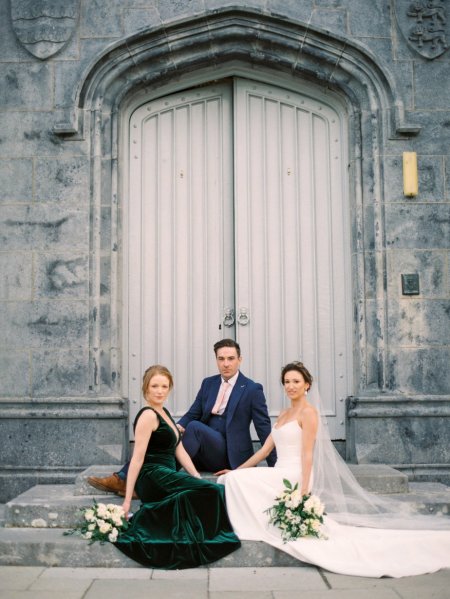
<box><xmin>57</xmin><ymin>7</ymin><xmax>418</xmax><ymax>406</ymax></box>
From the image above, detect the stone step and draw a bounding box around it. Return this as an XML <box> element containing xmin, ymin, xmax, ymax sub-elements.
<box><xmin>4</xmin><ymin>479</ymin><xmax>450</xmax><ymax>531</ymax></box>
<box><xmin>1</xmin><ymin>480</ymin><xmax>449</xmax><ymax>569</ymax></box>
<box><xmin>4</xmin><ymin>485</ymin><xmax>140</xmax><ymax>529</ymax></box>
<box><xmin>347</xmin><ymin>464</ymin><xmax>409</xmax><ymax>493</ymax></box>
<box><xmin>75</xmin><ymin>464</ymin><xmax>409</xmax><ymax>496</ymax></box>
<box><xmin>0</xmin><ymin>528</ymin><xmax>300</xmax><ymax>568</ymax></box>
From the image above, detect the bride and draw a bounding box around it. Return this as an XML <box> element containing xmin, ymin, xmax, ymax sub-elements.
<box><xmin>216</xmin><ymin>361</ymin><xmax>450</xmax><ymax>578</ymax></box>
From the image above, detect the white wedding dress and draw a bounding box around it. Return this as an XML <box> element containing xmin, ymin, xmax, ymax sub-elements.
<box><xmin>217</xmin><ymin>420</ymin><xmax>450</xmax><ymax>578</ymax></box>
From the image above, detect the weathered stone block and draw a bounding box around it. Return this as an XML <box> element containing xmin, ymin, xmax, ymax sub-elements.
<box><xmin>31</xmin><ymin>349</ymin><xmax>90</xmax><ymax>397</ymax></box>
<box><xmin>266</xmin><ymin>0</ymin><xmax>314</xmax><ymax>22</ymax></box>
<box><xmin>311</xmin><ymin>8</ymin><xmax>347</xmax><ymax>35</ymax></box>
<box><xmin>0</xmin><ymin>351</ymin><xmax>30</xmax><ymax>397</ymax></box>
<box><xmin>80</xmin><ymin>0</ymin><xmax>123</xmax><ymax>38</ymax></box>
<box><xmin>385</xmin><ymin>203</ymin><xmax>450</xmax><ymax>249</ymax></box>
<box><xmin>347</xmin><ymin>395</ymin><xmax>450</xmax><ymax>482</ymax></box>
<box><xmin>35</xmin><ymin>157</ymin><xmax>89</xmax><ymax>203</ymax></box>
<box><xmin>388</xmin><ymin>348</ymin><xmax>450</xmax><ymax>395</ymax></box>
<box><xmin>54</xmin><ymin>38</ymin><xmax>116</xmax><ymax>110</ymax></box>
<box><xmin>388</xmin><ymin>110</ymin><xmax>450</xmax><ymax>156</ymax></box>
<box><xmin>0</xmin><ymin>398</ymin><xmax>127</xmax><ymax>501</ymax></box>
<box><xmin>388</xmin><ymin>299</ymin><xmax>450</xmax><ymax>347</ymax></box>
<box><xmin>314</xmin><ymin>0</ymin><xmax>344</xmax><ymax>6</ymax></box>
<box><xmin>0</xmin><ymin>252</ymin><xmax>32</xmax><ymax>300</ymax></box>
<box><xmin>0</xmin><ymin>301</ymin><xmax>89</xmax><ymax>350</ymax></box>
<box><xmin>383</xmin><ymin>155</ymin><xmax>445</xmax><ymax>203</ymax></box>
<box><xmin>347</xmin><ymin>0</ymin><xmax>390</xmax><ymax>37</ymax></box>
<box><xmin>363</xmin><ymin>251</ymin><xmax>377</xmax><ymax>299</ymax></box>
<box><xmin>123</xmin><ymin>8</ymin><xmax>161</xmax><ymax>35</ymax></box>
<box><xmin>0</xmin><ymin>63</ymin><xmax>53</xmax><ymax>110</ymax></box>
<box><xmin>387</xmin><ymin>250</ymin><xmax>446</xmax><ymax>299</ymax></box>
<box><xmin>414</xmin><ymin>61</ymin><xmax>450</xmax><ymax>110</ymax></box>
<box><xmin>0</xmin><ymin>112</ymin><xmax>88</xmax><ymax>158</ymax></box>
<box><xmin>445</xmin><ymin>156</ymin><xmax>450</xmax><ymax>200</ymax></box>
<box><xmin>0</xmin><ymin>159</ymin><xmax>33</xmax><ymax>203</ymax></box>
<box><xmin>35</xmin><ymin>254</ymin><xmax>88</xmax><ymax>299</ymax></box>
<box><xmin>0</xmin><ymin>205</ymin><xmax>88</xmax><ymax>251</ymax></box>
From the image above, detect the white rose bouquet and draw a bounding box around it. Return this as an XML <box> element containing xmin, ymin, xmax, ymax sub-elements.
<box><xmin>265</xmin><ymin>479</ymin><xmax>327</xmax><ymax>542</ymax></box>
<box><xmin>64</xmin><ymin>499</ymin><xmax>129</xmax><ymax>544</ymax></box>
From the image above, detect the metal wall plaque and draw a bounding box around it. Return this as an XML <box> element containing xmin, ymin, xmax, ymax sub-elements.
<box><xmin>401</xmin><ymin>273</ymin><xmax>420</xmax><ymax>295</ymax></box>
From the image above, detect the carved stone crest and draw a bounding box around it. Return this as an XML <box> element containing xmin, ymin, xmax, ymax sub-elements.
<box><xmin>11</xmin><ymin>0</ymin><xmax>79</xmax><ymax>60</ymax></box>
<box><xmin>394</xmin><ymin>0</ymin><xmax>449</xmax><ymax>59</ymax></box>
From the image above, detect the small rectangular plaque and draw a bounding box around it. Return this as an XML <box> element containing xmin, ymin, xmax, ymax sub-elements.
<box><xmin>401</xmin><ymin>274</ymin><xmax>420</xmax><ymax>295</ymax></box>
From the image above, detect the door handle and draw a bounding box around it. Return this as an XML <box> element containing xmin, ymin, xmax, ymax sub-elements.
<box><xmin>223</xmin><ymin>308</ymin><xmax>235</xmax><ymax>327</ymax></box>
<box><xmin>237</xmin><ymin>307</ymin><xmax>250</xmax><ymax>326</ymax></box>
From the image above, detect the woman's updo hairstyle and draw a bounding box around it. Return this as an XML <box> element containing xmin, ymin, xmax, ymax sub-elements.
<box><xmin>142</xmin><ymin>364</ymin><xmax>174</xmax><ymax>396</ymax></box>
<box><xmin>280</xmin><ymin>361</ymin><xmax>313</xmax><ymax>388</ymax></box>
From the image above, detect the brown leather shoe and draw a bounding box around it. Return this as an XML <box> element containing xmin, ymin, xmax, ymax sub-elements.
<box><xmin>87</xmin><ymin>473</ymin><xmax>139</xmax><ymax>499</ymax></box>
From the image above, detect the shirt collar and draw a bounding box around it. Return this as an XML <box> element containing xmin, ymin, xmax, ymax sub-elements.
<box><xmin>222</xmin><ymin>371</ymin><xmax>239</xmax><ymax>387</ymax></box>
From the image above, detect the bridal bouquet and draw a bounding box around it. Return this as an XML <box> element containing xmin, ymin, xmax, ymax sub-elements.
<box><xmin>265</xmin><ymin>479</ymin><xmax>327</xmax><ymax>542</ymax></box>
<box><xmin>64</xmin><ymin>500</ymin><xmax>129</xmax><ymax>544</ymax></box>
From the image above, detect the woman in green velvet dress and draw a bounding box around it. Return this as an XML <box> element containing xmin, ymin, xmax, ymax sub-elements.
<box><xmin>114</xmin><ymin>365</ymin><xmax>241</xmax><ymax>569</ymax></box>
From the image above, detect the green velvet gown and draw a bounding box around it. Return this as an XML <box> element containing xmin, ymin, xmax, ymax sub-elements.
<box><xmin>114</xmin><ymin>407</ymin><xmax>241</xmax><ymax>569</ymax></box>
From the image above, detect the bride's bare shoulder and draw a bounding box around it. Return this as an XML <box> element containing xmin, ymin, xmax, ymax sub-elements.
<box><xmin>299</xmin><ymin>403</ymin><xmax>319</xmax><ymax>425</ymax></box>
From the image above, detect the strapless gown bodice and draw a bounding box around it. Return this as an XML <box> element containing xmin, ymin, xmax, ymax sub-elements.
<box><xmin>272</xmin><ymin>420</ymin><xmax>302</xmax><ymax>468</ymax></box>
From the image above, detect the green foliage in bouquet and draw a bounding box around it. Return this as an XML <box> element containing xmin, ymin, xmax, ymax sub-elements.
<box><xmin>64</xmin><ymin>499</ymin><xmax>129</xmax><ymax>544</ymax></box>
<box><xmin>265</xmin><ymin>479</ymin><xmax>327</xmax><ymax>542</ymax></box>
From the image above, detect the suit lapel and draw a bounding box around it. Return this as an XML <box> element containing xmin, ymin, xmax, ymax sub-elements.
<box><xmin>226</xmin><ymin>372</ymin><xmax>247</xmax><ymax>423</ymax></box>
<box><xmin>205</xmin><ymin>375</ymin><xmax>222</xmax><ymax>415</ymax></box>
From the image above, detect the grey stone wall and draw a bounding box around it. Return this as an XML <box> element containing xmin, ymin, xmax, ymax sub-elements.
<box><xmin>1</xmin><ymin>0</ymin><xmax>449</xmax><ymax>500</ymax></box>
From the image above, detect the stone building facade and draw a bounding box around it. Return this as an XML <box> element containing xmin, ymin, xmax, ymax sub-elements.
<box><xmin>1</xmin><ymin>0</ymin><xmax>449</xmax><ymax>502</ymax></box>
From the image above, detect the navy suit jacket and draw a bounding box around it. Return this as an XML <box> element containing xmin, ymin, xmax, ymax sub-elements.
<box><xmin>178</xmin><ymin>371</ymin><xmax>276</xmax><ymax>468</ymax></box>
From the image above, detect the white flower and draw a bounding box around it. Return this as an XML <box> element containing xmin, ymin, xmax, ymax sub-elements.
<box><xmin>311</xmin><ymin>520</ymin><xmax>321</xmax><ymax>532</ymax></box>
<box><xmin>96</xmin><ymin>504</ymin><xmax>109</xmax><ymax>519</ymax></box>
<box><xmin>108</xmin><ymin>528</ymin><xmax>118</xmax><ymax>542</ymax></box>
<box><xmin>88</xmin><ymin>523</ymin><xmax>96</xmax><ymax>531</ymax></box>
<box><xmin>289</xmin><ymin>490</ymin><xmax>302</xmax><ymax>509</ymax></box>
<box><xmin>96</xmin><ymin>518</ymin><xmax>105</xmax><ymax>527</ymax></box>
<box><xmin>112</xmin><ymin>514</ymin><xmax>123</xmax><ymax>527</ymax></box>
<box><xmin>84</xmin><ymin>509</ymin><xmax>95</xmax><ymax>522</ymax></box>
<box><xmin>83</xmin><ymin>531</ymin><xmax>93</xmax><ymax>540</ymax></box>
<box><xmin>99</xmin><ymin>522</ymin><xmax>112</xmax><ymax>534</ymax></box>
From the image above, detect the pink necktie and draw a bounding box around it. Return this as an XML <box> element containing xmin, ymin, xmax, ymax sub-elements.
<box><xmin>211</xmin><ymin>381</ymin><xmax>230</xmax><ymax>414</ymax></box>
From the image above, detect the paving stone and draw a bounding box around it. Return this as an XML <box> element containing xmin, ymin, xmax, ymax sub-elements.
<box><xmin>209</xmin><ymin>566</ymin><xmax>326</xmax><ymax>591</ymax></box>
<box><xmin>0</xmin><ymin>566</ymin><xmax>45</xmax><ymax>590</ymax></box>
<box><xmin>85</xmin><ymin>578</ymin><xmax>207</xmax><ymax>599</ymax></box>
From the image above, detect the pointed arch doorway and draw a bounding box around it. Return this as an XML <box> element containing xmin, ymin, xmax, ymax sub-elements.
<box><xmin>125</xmin><ymin>76</ymin><xmax>352</xmax><ymax>439</ymax></box>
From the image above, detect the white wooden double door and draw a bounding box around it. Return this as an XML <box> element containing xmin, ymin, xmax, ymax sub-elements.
<box><xmin>127</xmin><ymin>77</ymin><xmax>351</xmax><ymax>438</ymax></box>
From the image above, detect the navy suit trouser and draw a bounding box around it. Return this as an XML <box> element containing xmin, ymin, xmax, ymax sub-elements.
<box><xmin>181</xmin><ymin>420</ymin><xmax>230</xmax><ymax>472</ymax></box>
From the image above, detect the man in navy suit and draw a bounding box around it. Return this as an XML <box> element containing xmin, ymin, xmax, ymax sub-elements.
<box><xmin>178</xmin><ymin>338</ymin><xmax>276</xmax><ymax>471</ymax></box>
<box><xmin>88</xmin><ymin>339</ymin><xmax>276</xmax><ymax>496</ymax></box>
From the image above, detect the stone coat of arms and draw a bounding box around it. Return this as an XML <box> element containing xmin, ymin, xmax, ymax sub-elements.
<box><xmin>11</xmin><ymin>0</ymin><xmax>79</xmax><ymax>60</ymax></box>
<box><xmin>394</xmin><ymin>0</ymin><xmax>449</xmax><ymax>59</ymax></box>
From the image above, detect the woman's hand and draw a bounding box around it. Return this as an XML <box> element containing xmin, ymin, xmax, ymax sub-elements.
<box><xmin>121</xmin><ymin>499</ymin><xmax>132</xmax><ymax>520</ymax></box>
<box><xmin>215</xmin><ymin>469</ymin><xmax>231</xmax><ymax>475</ymax></box>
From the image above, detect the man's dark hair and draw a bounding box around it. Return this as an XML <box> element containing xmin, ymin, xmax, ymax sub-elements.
<box><xmin>213</xmin><ymin>338</ymin><xmax>241</xmax><ymax>357</ymax></box>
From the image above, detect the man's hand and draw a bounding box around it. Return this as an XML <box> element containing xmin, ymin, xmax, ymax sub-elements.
<box><xmin>214</xmin><ymin>469</ymin><xmax>231</xmax><ymax>475</ymax></box>
<box><xmin>176</xmin><ymin>423</ymin><xmax>185</xmax><ymax>434</ymax></box>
